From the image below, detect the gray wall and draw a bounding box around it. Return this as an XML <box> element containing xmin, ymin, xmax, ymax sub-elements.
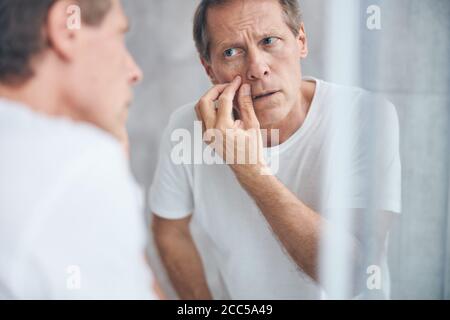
<box><xmin>357</xmin><ymin>0</ymin><xmax>450</xmax><ymax>299</ymax></box>
<box><xmin>122</xmin><ymin>0</ymin><xmax>450</xmax><ymax>299</ymax></box>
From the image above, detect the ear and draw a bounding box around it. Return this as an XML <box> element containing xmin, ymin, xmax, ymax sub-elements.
<box><xmin>200</xmin><ymin>57</ymin><xmax>219</xmax><ymax>85</ymax></box>
<box><xmin>45</xmin><ymin>0</ymin><xmax>81</xmax><ymax>62</ymax></box>
<box><xmin>297</xmin><ymin>23</ymin><xmax>308</xmax><ymax>59</ymax></box>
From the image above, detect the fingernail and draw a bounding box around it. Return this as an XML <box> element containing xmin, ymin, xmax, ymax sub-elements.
<box><xmin>234</xmin><ymin>76</ymin><xmax>241</xmax><ymax>83</ymax></box>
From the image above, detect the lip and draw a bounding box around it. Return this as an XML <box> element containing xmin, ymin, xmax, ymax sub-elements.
<box><xmin>252</xmin><ymin>90</ymin><xmax>280</xmax><ymax>101</ymax></box>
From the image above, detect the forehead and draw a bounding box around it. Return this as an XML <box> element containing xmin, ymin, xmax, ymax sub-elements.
<box><xmin>207</xmin><ymin>0</ymin><xmax>288</xmax><ymax>45</ymax></box>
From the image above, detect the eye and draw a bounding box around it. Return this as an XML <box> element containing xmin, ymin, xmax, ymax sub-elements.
<box><xmin>223</xmin><ymin>48</ymin><xmax>239</xmax><ymax>58</ymax></box>
<box><xmin>262</xmin><ymin>37</ymin><xmax>279</xmax><ymax>46</ymax></box>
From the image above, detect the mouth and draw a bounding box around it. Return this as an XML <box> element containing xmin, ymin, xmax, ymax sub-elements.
<box><xmin>252</xmin><ymin>90</ymin><xmax>280</xmax><ymax>101</ymax></box>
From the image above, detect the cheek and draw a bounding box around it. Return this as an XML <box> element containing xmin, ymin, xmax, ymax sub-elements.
<box><xmin>87</xmin><ymin>37</ymin><xmax>124</xmax><ymax>73</ymax></box>
<box><xmin>212</xmin><ymin>61</ymin><xmax>244</xmax><ymax>83</ymax></box>
<box><xmin>274</xmin><ymin>49</ymin><xmax>302</xmax><ymax>83</ymax></box>
<box><xmin>89</xmin><ymin>46</ymin><xmax>129</xmax><ymax>105</ymax></box>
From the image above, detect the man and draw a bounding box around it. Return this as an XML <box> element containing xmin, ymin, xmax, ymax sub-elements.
<box><xmin>151</xmin><ymin>0</ymin><xmax>401</xmax><ymax>299</ymax></box>
<box><xmin>0</xmin><ymin>0</ymin><xmax>158</xmax><ymax>299</ymax></box>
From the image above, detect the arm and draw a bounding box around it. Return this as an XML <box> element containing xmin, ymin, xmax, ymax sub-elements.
<box><xmin>195</xmin><ymin>77</ymin><xmax>334</xmax><ymax>281</ymax></box>
<box><xmin>232</xmin><ymin>167</ymin><xmax>362</xmax><ymax>282</ymax></box>
<box><xmin>233</xmin><ymin>169</ymin><xmax>395</xmax><ymax>293</ymax></box>
<box><xmin>152</xmin><ymin>213</ymin><xmax>213</xmax><ymax>300</ymax></box>
<box><xmin>195</xmin><ymin>77</ymin><xmax>394</xmax><ymax>289</ymax></box>
<box><xmin>233</xmin><ymin>168</ymin><xmax>325</xmax><ymax>280</ymax></box>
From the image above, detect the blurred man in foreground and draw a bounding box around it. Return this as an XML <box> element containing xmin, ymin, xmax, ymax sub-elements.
<box><xmin>0</xmin><ymin>0</ymin><xmax>158</xmax><ymax>299</ymax></box>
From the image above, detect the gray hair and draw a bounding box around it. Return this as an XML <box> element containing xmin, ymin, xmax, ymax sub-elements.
<box><xmin>193</xmin><ymin>0</ymin><xmax>303</xmax><ymax>62</ymax></box>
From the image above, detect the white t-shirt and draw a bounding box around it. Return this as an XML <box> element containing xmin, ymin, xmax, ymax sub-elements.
<box><xmin>0</xmin><ymin>99</ymin><xmax>157</xmax><ymax>300</ymax></box>
<box><xmin>150</xmin><ymin>78</ymin><xmax>401</xmax><ymax>299</ymax></box>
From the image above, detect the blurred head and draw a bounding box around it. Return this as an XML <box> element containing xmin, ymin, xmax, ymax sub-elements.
<box><xmin>0</xmin><ymin>0</ymin><xmax>142</xmax><ymax>139</ymax></box>
<box><xmin>193</xmin><ymin>0</ymin><xmax>308</xmax><ymax>127</ymax></box>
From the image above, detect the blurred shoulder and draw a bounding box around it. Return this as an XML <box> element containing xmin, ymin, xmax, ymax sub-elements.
<box><xmin>165</xmin><ymin>101</ymin><xmax>198</xmax><ymax>132</ymax></box>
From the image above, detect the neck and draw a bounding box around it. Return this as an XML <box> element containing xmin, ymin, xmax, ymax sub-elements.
<box><xmin>0</xmin><ymin>62</ymin><xmax>80</xmax><ymax>122</ymax></box>
<box><xmin>262</xmin><ymin>79</ymin><xmax>316</xmax><ymax>147</ymax></box>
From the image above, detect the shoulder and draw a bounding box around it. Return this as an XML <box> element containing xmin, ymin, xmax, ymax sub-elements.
<box><xmin>165</xmin><ymin>101</ymin><xmax>198</xmax><ymax>133</ymax></box>
<box><xmin>318</xmin><ymin>80</ymin><xmax>399</xmax><ymax>128</ymax></box>
<box><xmin>0</xmin><ymin>109</ymin><xmax>144</xmax><ymax>299</ymax></box>
<box><xmin>0</xmin><ymin>104</ymin><xmax>139</xmax><ymax>246</ymax></box>
<box><xmin>0</xmin><ymin>99</ymin><xmax>126</xmax><ymax>169</ymax></box>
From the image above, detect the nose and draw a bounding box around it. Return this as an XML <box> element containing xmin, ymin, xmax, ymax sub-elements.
<box><xmin>127</xmin><ymin>52</ymin><xmax>143</xmax><ymax>85</ymax></box>
<box><xmin>246</xmin><ymin>50</ymin><xmax>270</xmax><ymax>81</ymax></box>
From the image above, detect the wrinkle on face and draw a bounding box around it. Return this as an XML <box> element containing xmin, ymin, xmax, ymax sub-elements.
<box><xmin>204</xmin><ymin>0</ymin><xmax>307</xmax><ymax>131</ymax></box>
<box><xmin>209</xmin><ymin>0</ymin><xmax>287</xmax><ymax>55</ymax></box>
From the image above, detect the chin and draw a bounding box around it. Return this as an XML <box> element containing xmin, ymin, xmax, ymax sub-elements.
<box><xmin>256</xmin><ymin>110</ymin><xmax>285</xmax><ymax>129</ymax></box>
<box><xmin>254</xmin><ymin>103</ymin><xmax>289</xmax><ymax>128</ymax></box>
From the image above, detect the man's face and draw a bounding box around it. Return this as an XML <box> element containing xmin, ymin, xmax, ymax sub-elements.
<box><xmin>67</xmin><ymin>0</ymin><xmax>142</xmax><ymax>140</ymax></box>
<box><xmin>204</xmin><ymin>0</ymin><xmax>308</xmax><ymax>128</ymax></box>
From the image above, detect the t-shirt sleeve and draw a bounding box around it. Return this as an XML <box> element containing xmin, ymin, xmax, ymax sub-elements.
<box><xmin>149</xmin><ymin>110</ymin><xmax>195</xmax><ymax>219</ymax></box>
<box><xmin>10</xmin><ymin>143</ymin><xmax>158</xmax><ymax>299</ymax></box>
<box><xmin>326</xmin><ymin>92</ymin><xmax>402</xmax><ymax>213</ymax></box>
<box><xmin>369</xmin><ymin>99</ymin><xmax>402</xmax><ymax>213</ymax></box>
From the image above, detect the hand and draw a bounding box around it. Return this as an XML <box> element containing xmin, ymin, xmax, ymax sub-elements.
<box><xmin>195</xmin><ymin>76</ymin><xmax>269</xmax><ymax>175</ymax></box>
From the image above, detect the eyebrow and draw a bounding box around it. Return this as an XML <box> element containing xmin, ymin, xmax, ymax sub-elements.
<box><xmin>216</xmin><ymin>40</ymin><xmax>243</xmax><ymax>51</ymax></box>
<box><xmin>215</xmin><ymin>30</ymin><xmax>282</xmax><ymax>51</ymax></box>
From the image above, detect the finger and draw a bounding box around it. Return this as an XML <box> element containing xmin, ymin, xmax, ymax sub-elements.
<box><xmin>238</xmin><ymin>83</ymin><xmax>260</xmax><ymax>129</ymax></box>
<box><xmin>202</xmin><ymin>83</ymin><xmax>229</xmax><ymax>101</ymax></box>
<box><xmin>198</xmin><ymin>84</ymin><xmax>228</xmax><ymax>130</ymax></box>
<box><xmin>216</xmin><ymin>76</ymin><xmax>242</xmax><ymax>127</ymax></box>
<box><xmin>233</xmin><ymin>119</ymin><xmax>244</xmax><ymax>130</ymax></box>
<box><xmin>194</xmin><ymin>104</ymin><xmax>206</xmax><ymax>134</ymax></box>
<box><xmin>195</xmin><ymin>103</ymin><xmax>201</xmax><ymax>121</ymax></box>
